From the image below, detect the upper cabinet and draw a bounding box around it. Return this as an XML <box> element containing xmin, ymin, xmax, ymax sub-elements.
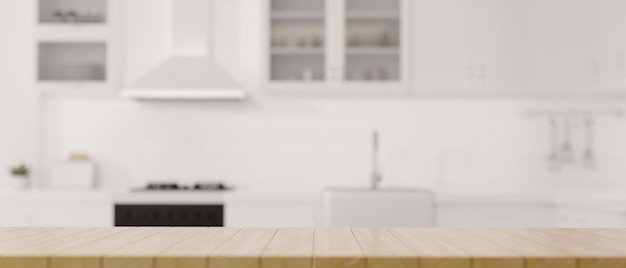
<box><xmin>414</xmin><ymin>0</ymin><xmax>626</xmax><ymax>96</ymax></box>
<box><xmin>34</xmin><ymin>0</ymin><xmax>625</xmax><ymax>97</ymax></box>
<box><xmin>34</xmin><ymin>0</ymin><xmax>120</xmax><ymax>97</ymax></box>
<box><xmin>473</xmin><ymin>0</ymin><xmax>529</xmax><ymax>91</ymax></box>
<box><xmin>598</xmin><ymin>0</ymin><xmax>626</xmax><ymax>90</ymax></box>
<box><xmin>528</xmin><ymin>0</ymin><xmax>600</xmax><ymax>92</ymax></box>
<box><xmin>413</xmin><ymin>0</ymin><xmax>529</xmax><ymax>94</ymax></box>
<box><xmin>529</xmin><ymin>0</ymin><xmax>626</xmax><ymax>94</ymax></box>
<box><xmin>265</xmin><ymin>0</ymin><xmax>410</xmax><ymax>94</ymax></box>
<box><xmin>413</xmin><ymin>0</ymin><xmax>472</xmax><ymax>92</ymax></box>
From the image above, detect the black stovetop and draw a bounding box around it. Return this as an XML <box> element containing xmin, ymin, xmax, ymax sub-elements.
<box><xmin>133</xmin><ymin>182</ymin><xmax>231</xmax><ymax>192</ymax></box>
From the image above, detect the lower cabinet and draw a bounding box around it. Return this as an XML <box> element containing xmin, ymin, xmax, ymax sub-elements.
<box><xmin>436</xmin><ymin>204</ymin><xmax>555</xmax><ymax>227</ymax></box>
<box><xmin>37</xmin><ymin>202</ymin><xmax>113</xmax><ymax>227</ymax></box>
<box><xmin>555</xmin><ymin>206</ymin><xmax>624</xmax><ymax>227</ymax></box>
<box><xmin>0</xmin><ymin>195</ymin><xmax>113</xmax><ymax>227</ymax></box>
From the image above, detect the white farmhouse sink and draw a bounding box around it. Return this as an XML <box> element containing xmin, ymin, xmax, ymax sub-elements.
<box><xmin>322</xmin><ymin>188</ymin><xmax>434</xmax><ymax>227</ymax></box>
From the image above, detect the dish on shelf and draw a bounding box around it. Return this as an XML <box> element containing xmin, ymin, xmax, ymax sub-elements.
<box><xmin>53</xmin><ymin>63</ymin><xmax>105</xmax><ymax>81</ymax></box>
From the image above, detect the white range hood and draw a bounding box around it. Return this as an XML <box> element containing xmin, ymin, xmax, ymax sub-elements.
<box><xmin>121</xmin><ymin>0</ymin><xmax>247</xmax><ymax>100</ymax></box>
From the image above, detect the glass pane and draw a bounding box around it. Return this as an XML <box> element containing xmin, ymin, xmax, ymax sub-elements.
<box><xmin>38</xmin><ymin>42</ymin><xmax>107</xmax><ymax>81</ymax></box>
<box><xmin>346</xmin><ymin>0</ymin><xmax>399</xmax><ymax>12</ymax></box>
<box><xmin>39</xmin><ymin>0</ymin><xmax>107</xmax><ymax>24</ymax></box>
<box><xmin>270</xmin><ymin>0</ymin><xmax>325</xmax><ymax>82</ymax></box>
<box><xmin>345</xmin><ymin>0</ymin><xmax>401</xmax><ymax>82</ymax></box>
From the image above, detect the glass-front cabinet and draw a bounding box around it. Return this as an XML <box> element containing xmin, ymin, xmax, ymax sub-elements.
<box><xmin>266</xmin><ymin>0</ymin><xmax>409</xmax><ymax>93</ymax></box>
<box><xmin>269</xmin><ymin>0</ymin><xmax>326</xmax><ymax>82</ymax></box>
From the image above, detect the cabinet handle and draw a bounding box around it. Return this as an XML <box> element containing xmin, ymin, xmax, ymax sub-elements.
<box><xmin>617</xmin><ymin>53</ymin><xmax>625</xmax><ymax>70</ymax></box>
<box><xmin>466</xmin><ymin>64</ymin><xmax>474</xmax><ymax>81</ymax></box>
<box><xmin>336</xmin><ymin>67</ymin><xmax>344</xmax><ymax>81</ymax></box>
<box><xmin>591</xmin><ymin>60</ymin><xmax>600</xmax><ymax>76</ymax></box>
<box><xmin>473</xmin><ymin>64</ymin><xmax>486</xmax><ymax>81</ymax></box>
<box><xmin>479</xmin><ymin>64</ymin><xmax>486</xmax><ymax>81</ymax></box>
<box><xmin>326</xmin><ymin>68</ymin><xmax>334</xmax><ymax>81</ymax></box>
<box><xmin>326</xmin><ymin>67</ymin><xmax>344</xmax><ymax>81</ymax></box>
<box><xmin>311</xmin><ymin>215</ymin><xmax>318</xmax><ymax>227</ymax></box>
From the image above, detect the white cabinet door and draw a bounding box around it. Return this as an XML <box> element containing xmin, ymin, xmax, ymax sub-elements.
<box><xmin>474</xmin><ymin>0</ymin><xmax>529</xmax><ymax>91</ymax></box>
<box><xmin>556</xmin><ymin>207</ymin><xmax>622</xmax><ymax>227</ymax></box>
<box><xmin>266</xmin><ymin>0</ymin><xmax>328</xmax><ymax>84</ymax></box>
<box><xmin>599</xmin><ymin>0</ymin><xmax>626</xmax><ymax>89</ymax></box>
<box><xmin>0</xmin><ymin>204</ymin><xmax>36</xmax><ymax>227</ymax></box>
<box><xmin>225</xmin><ymin>195</ymin><xmax>321</xmax><ymax>227</ymax></box>
<box><xmin>226</xmin><ymin>203</ymin><xmax>320</xmax><ymax>227</ymax></box>
<box><xmin>266</xmin><ymin>0</ymin><xmax>410</xmax><ymax>93</ymax></box>
<box><xmin>341</xmin><ymin>0</ymin><xmax>410</xmax><ymax>90</ymax></box>
<box><xmin>436</xmin><ymin>204</ymin><xmax>555</xmax><ymax>227</ymax></box>
<box><xmin>529</xmin><ymin>0</ymin><xmax>600</xmax><ymax>91</ymax></box>
<box><xmin>413</xmin><ymin>0</ymin><xmax>472</xmax><ymax>92</ymax></box>
<box><xmin>37</xmin><ymin>202</ymin><xmax>113</xmax><ymax>227</ymax></box>
<box><xmin>0</xmin><ymin>194</ymin><xmax>113</xmax><ymax>227</ymax></box>
<box><xmin>414</xmin><ymin>0</ymin><xmax>528</xmax><ymax>93</ymax></box>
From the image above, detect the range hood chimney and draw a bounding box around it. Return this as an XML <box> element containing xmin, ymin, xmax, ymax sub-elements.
<box><xmin>121</xmin><ymin>0</ymin><xmax>246</xmax><ymax>100</ymax></box>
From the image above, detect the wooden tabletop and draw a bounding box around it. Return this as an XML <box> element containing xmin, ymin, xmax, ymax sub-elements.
<box><xmin>0</xmin><ymin>228</ymin><xmax>625</xmax><ymax>268</ymax></box>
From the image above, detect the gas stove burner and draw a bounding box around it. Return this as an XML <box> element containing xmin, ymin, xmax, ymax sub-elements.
<box><xmin>137</xmin><ymin>182</ymin><xmax>230</xmax><ymax>192</ymax></box>
<box><xmin>146</xmin><ymin>183</ymin><xmax>180</xmax><ymax>190</ymax></box>
<box><xmin>193</xmin><ymin>183</ymin><xmax>227</xmax><ymax>190</ymax></box>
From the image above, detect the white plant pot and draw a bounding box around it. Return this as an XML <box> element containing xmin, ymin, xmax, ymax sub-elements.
<box><xmin>8</xmin><ymin>176</ymin><xmax>29</xmax><ymax>190</ymax></box>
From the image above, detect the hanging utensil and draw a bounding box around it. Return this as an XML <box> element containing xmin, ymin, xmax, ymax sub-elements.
<box><xmin>560</xmin><ymin>118</ymin><xmax>575</xmax><ymax>163</ymax></box>
<box><xmin>548</xmin><ymin>117</ymin><xmax>561</xmax><ymax>172</ymax></box>
<box><xmin>581</xmin><ymin>118</ymin><xmax>596</xmax><ymax>170</ymax></box>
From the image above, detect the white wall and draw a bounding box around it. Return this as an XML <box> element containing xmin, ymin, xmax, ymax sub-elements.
<box><xmin>19</xmin><ymin>0</ymin><xmax>626</xmax><ymax>192</ymax></box>
<box><xmin>0</xmin><ymin>1</ymin><xmax>40</xmax><ymax>187</ymax></box>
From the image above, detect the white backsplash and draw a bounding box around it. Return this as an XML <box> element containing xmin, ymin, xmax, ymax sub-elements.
<box><xmin>40</xmin><ymin>97</ymin><xmax>626</xmax><ymax>192</ymax></box>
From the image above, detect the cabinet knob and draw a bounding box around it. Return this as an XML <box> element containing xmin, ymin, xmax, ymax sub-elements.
<box><xmin>336</xmin><ymin>67</ymin><xmax>344</xmax><ymax>80</ymax></box>
<box><xmin>26</xmin><ymin>215</ymin><xmax>34</xmax><ymax>226</ymax></box>
<box><xmin>311</xmin><ymin>215</ymin><xmax>319</xmax><ymax>227</ymax></box>
<box><xmin>466</xmin><ymin>64</ymin><xmax>474</xmax><ymax>81</ymax></box>
<box><xmin>591</xmin><ymin>60</ymin><xmax>600</xmax><ymax>76</ymax></box>
<box><xmin>616</xmin><ymin>53</ymin><xmax>625</xmax><ymax>69</ymax></box>
<box><xmin>326</xmin><ymin>69</ymin><xmax>334</xmax><ymax>80</ymax></box>
<box><xmin>477</xmin><ymin>64</ymin><xmax>486</xmax><ymax>81</ymax></box>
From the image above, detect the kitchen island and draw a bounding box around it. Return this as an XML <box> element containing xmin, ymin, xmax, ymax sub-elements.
<box><xmin>0</xmin><ymin>227</ymin><xmax>624</xmax><ymax>268</ymax></box>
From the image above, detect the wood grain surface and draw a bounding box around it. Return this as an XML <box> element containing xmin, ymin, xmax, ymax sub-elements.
<box><xmin>208</xmin><ymin>228</ymin><xmax>277</xmax><ymax>268</ymax></box>
<box><xmin>314</xmin><ymin>228</ymin><xmax>365</xmax><ymax>268</ymax></box>
<box><xmin>261</xmin><ymin>228</ymin><xmax>314</xmax><ymax>268</ymax></box>
<box><xmin>0</xmin><ymin>228</ymin><xmax>625</xmax><ymax>268</ymax></box>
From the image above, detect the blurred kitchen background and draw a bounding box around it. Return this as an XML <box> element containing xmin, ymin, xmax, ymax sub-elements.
<box><xmin>1</xmin><ymin>0</ymin><xmax>626</xmax><ymax>228</ymax></box>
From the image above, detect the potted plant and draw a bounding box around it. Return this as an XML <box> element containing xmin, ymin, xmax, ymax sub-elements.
<box><xmin>9</xmin><ymin>163</ymin><xmax>29</xmax><ymax>190</ymax></box>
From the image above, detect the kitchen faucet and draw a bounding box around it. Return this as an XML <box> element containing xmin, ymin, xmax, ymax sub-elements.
<box><xmin>371</xmin><ymin>130</ymin><xmax>382</xmax><ymax>190</ymax></box>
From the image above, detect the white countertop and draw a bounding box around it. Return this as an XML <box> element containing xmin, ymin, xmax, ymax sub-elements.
<box><xmin>113</xmin><ymin>189</ymin><xmax>322</xmax><ymax>205</ymax></box>
<box><xmin>434</xmin><ymin>190</ymin><xmax>554</xmax><ymax>205</ymax></box>
<box><xmin>0</xmin><ymin>189</ymin><xmax>112</xmax><ymax>199</ymax></box>
<box><xmin>2</xmin><ymin>188</ymin><xmax>626</xmax><ymax>213</ymax></box>
<box><xmin>113</xmin><ymin>191</ymin><xmax>226</xmax><ymax>205</ymax></box>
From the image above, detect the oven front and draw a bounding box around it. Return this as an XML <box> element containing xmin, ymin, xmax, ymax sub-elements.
<box><xmin>114</xmin><ymin>204</ymin><xmax>224</xmax><ymax>227</ymax></box>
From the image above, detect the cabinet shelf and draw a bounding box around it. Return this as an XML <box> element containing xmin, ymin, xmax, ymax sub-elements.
<box><xmin>35</xmin><ymin>24</ymin><xmax>109</xmax><ymax>42</ymax></box>
<box><xmin>38</xmin><ymin>43</ymin><xmax>107</xmax><ymax>82</ymax></box>
<box><xmin>38</xmin><ymin>0</ymin><xmax>107</xmax><ymax>24</ymax></box>
<box><xmin>346</xmin><ymin>47</ymin><xmax>400</xmax><ymax>55</ymax></box>
<box><xmin>37</xmin><ymin>81</ymin><xmax>114</xmax><ymax>98</ymax></box>
<box><xmin>271</xmin><ymin>11</ymin><xmax>324</xmax><ymax>20</ymax></box>
<box><xmin>346</xmin><ymin>11</ymin><xmax>400</xmax><ymax>19</ymax></box>
<box><xmin>271</xmin><ymin>47</ymin><xmax>324</xmax><ymax>55</ymax></box>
